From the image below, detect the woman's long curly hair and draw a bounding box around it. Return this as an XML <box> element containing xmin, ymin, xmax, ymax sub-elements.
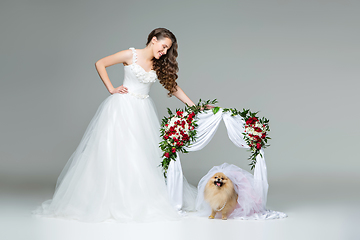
<box><xmin>146</xmin><ymin>28</ymin><xmax>178</xmax><ymax>97</ymax></box>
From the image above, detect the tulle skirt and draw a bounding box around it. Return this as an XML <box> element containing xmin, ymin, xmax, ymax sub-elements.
<box><xmin>33</xmin><ymin>93</ymin><xmax>180</xmax><ymax>222</ymax></box>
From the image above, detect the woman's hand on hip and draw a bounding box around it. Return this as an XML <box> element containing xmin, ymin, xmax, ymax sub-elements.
<box><xmin>109</xmin><ymin>85</ymin><xmax>128</xmax><ymax>94</ymax></box>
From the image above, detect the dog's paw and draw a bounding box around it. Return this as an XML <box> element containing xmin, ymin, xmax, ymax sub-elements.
<box><xmin>222</xmin><ymin>216</ymin><xmax>227</xmax><ymax>220</ymax></box>
<box><xmin>208</xmin><ymin>215</ymin><xmax>215</xmax><ymax>219</ymax></box>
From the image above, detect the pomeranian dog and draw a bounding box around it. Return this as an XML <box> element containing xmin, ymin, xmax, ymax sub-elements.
<box><xmin>204</xmin><ymin>172</ymin><xmax>238</xmax><ymax>220</ymax></box>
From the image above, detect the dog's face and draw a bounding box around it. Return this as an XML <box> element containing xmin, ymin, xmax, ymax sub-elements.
<box><xmin>210</xmin><ymin>172</ymin><xmax>229</xmax><ymax>188</ymax></box>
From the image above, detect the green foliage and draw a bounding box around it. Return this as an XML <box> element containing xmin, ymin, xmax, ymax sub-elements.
<box><xmin>212</xmin><ymin>107</ymin><xmax>220</xmax><ymax>115</ymax></box>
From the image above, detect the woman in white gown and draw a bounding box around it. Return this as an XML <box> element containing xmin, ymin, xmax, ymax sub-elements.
<box><xmin>33</xmin><ymin>28</ymin><xmax>196</xmax><ymax>223</ymax></box>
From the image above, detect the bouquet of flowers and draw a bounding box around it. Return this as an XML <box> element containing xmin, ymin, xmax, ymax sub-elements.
<box><xmin>159</xmin><ymin>100</ymin><xmax>217</xmax><ymax>177</ymax></box>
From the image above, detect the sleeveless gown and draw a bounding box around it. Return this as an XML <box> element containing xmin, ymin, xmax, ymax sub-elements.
<box><xmin>33</xmin><ymin>48</ymin><xmax>180</xmax><ymax>222</ymax></box>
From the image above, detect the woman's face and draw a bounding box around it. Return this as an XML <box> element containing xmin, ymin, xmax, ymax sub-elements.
<box><xmin>152</xmin><ymin>37</ymin><xmax>173</xmax><ymax>59</ymax></box>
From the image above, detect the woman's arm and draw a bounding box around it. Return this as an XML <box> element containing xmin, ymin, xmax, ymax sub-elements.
<box><xmin>95</xmin><ymin>49</ymin><xmax>133</xmax><ymax>94</ymax></box>
<box><xmin>172</xmin><ymin>85</ymin><xmax>195</xmax><ymax>106</ymax></box>
<box><xmin>173</xmin><ymin>85</ymin><xmax>214</xmax><ymax>110</ymax></box>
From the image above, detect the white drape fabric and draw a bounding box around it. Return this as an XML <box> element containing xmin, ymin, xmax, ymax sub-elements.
<box><xmin>167</xmin><ymin>109</ymin><xmax>223</xmax><ymax>211</ymax></box>
<box><xmin>166</xmin><ymin>157</ymin><xmax>183</xmax><ymax>211</ymax></box>
<box><xmin>166</xmin><ymin>108</ymin><xmax>286</xmax><ymax>219</ymax></box>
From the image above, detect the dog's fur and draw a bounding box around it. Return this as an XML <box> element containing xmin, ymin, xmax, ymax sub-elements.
<box><xmin>204</xmin><ymin>172</ymin><xmax>238</xmax><ymax>220</ymax></box>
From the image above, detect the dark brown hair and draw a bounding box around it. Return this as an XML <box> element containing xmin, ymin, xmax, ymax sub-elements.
<box><xmin>146</xmin><ymin>28</ymin><xmax>178</xmax><ymax>97</ymax></box>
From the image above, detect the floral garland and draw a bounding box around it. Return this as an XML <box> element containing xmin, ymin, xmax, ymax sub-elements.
<box><xmin>159</xmin><ymin>99</ymin><xmax>217</xmax><ymax>177</ymax></box>
<box><xmin>221</xmin><ymin>108</ymin><xmax>271</xmax><ymax>170</ymax></box>
<box><xmin>159</xmin><ymin>100</ymin><xmax>270</xmax><ymax>176</ymax></box>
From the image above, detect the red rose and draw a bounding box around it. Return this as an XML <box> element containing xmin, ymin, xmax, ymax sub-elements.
<box><xmin>254</xmin><ymin>127</ymin><xmax>262</xmax><ymax>133</ymax></box>
<box><xmin>188</xmin><ymin>113</ymin><xmax>195</xmax><ymax>120</ymax></box>
<box><xmin>171</xmin><ymin>147</ymin><xmax>176</xmax><ymax>153</ymax></box>
<box><xmin>164</xmin><ymin>135</ymin><xmax>169</xmax><ymax>139</ymax></box>
<box><xmin>256</xmin><ymin>143</ymin><xmax>261</xmax><ymax>150</ymax></box>
<box><xmin>164</xmin><ymin>152</ymin><xmax>170</xmax><ymax>158</ymax></box>
<box><xmin>246</xmin><ymin>117</ymin><xmax>258</xmax><ymax>125</ymax></box>
<box><xmin>261</xmin><ymin>133</ymin><xmax>266</xmax><ymax>139</ymax></box>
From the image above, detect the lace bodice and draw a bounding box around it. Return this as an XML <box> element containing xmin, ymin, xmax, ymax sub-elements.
<box><xmin>122</xmin><ymin>48</ymin><xmax>158</xmax><ymax>99</ymax></box>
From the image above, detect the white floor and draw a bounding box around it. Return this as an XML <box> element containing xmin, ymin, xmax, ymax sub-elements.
<box><xmin>1</xmin><ymin>177</ymin><xmax>359</xmax><ymax>240</ymax></box>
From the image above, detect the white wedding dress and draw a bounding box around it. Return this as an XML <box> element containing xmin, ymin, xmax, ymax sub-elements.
<box><xmin>33</xmin><ymin>48</ymin><xmax>181</xmax><ymax>223</ymax></box>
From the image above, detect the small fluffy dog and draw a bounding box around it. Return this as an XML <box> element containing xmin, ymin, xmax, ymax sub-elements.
<box><xmin>204</xmin><ymin>172</ymin><xmax>238</xmax><ymax>220</ymax></box>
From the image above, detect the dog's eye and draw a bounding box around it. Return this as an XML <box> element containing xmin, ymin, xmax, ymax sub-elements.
<box><xmin>221</xmin><ymin>178</ymin><xmax>224</xmax><ymax>180</ymax></box>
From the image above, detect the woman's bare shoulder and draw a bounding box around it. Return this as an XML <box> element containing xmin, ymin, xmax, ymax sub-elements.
<box><xmin>96</xmin><ymin>48</ymin><xmax>133</xmax><ymax>67</ymax></box>
<box><xmin>119</xmin><ymin>49</ymin><xmax>134</xmax><ymax>66</ymax></box>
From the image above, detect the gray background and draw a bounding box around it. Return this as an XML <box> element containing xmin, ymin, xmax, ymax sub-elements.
<box><xmin>1</xmin><ymin>0</ymin><xmax>359</xmax><ymax>183</ymax></box>
<box><xmin>0</xmin><ymin>0</ymin><xmax>359</xmax><ymax>239</ymax></box>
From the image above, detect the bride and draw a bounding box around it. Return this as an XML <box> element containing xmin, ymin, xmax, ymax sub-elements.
<box><xmin>33</xmin><ymin>28</ymin><xmax>197</xmax><ymax>223</ymax></box>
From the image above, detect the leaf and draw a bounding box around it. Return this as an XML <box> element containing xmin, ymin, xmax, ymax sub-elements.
<box><xmin>167</xmin><ymin>108</ymin><xmax>172</xmax><ymax>115</ymax></box>
<box><xmin>212</xmin><ymin>107</ymin><xmax>220</xmax><ymax>115</ymax></box>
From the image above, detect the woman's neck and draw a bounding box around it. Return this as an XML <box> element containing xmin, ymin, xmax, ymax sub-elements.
<box><xmin>141</xmin><ymin>45</ymin><xmax>154</xmax><ymax>62</ymax></box>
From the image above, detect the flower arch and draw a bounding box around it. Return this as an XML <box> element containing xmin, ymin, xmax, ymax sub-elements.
<box><xmin>160</xmin><ymin>100</ymin><xmax>286</xmax><ymax>219</ymax></box>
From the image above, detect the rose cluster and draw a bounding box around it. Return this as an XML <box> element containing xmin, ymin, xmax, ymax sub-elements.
<box><xmin>245</xmin><ymin>117</ymin><xmax>268</xmax><ymax>150</ymax></box>
<box><xmin>162</xmin><ymin>111</ymin><xmax>196</xmax><ymax>159</ymax></box>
